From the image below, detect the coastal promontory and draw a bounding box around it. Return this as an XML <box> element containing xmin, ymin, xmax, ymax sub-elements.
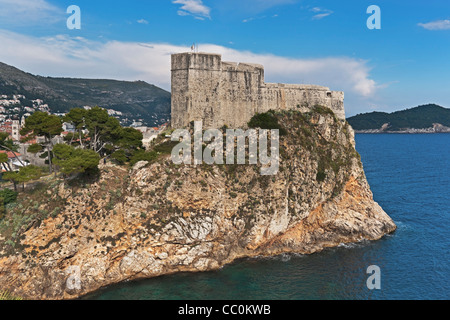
<box><xmin>0</xmin><ymin>108</ymin><xmax>396</xmax><ymax>299</ymax></box>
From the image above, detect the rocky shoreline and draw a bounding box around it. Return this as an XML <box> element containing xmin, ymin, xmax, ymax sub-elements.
<box><xmin>354</xmin><ymin>123</ymin><xmax>450</xmax><ymax>134</ymax></box>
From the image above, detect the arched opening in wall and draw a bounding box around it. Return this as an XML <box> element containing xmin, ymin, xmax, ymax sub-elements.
<box><xmin>327</xmin><ymin>92</ymin><xmax>332</xmax><ymax>98</ymax></box>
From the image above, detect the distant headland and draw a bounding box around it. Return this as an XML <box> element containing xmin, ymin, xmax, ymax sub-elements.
<box><xmin>347</xmin><ymin>104</ymin><xmax>450</xmax><ymax>133</ymax></box>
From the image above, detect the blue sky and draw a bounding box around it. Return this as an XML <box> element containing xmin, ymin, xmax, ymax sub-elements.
<box><xmin>1</xmin><ymin>0</ymin><xmax>450</xmax><ymax>116</ymax></box>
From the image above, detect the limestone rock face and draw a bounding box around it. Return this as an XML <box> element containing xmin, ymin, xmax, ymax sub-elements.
<box><xmin>0</xmin><ymin>110</ymin><xmax>396</xmax><ymax>300</ymax></box>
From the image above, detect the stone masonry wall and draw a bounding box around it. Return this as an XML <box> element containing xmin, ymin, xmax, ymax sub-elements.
<box><xmin>171</xmin><ymin>52</ymin><xmax>345</xmax><ymax>129</ymax></box>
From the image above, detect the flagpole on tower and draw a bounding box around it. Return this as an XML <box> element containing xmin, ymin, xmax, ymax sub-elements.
<box><xmin>190</xmin><ymin>43</ymin><xmax>199</xmax><ymax>53</ymax></box>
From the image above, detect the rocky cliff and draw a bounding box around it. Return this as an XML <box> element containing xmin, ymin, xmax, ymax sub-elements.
<box><xmin>0</xmin><ymin>108</ymin><xmax>396</xmax><ymax>300</ymax></box>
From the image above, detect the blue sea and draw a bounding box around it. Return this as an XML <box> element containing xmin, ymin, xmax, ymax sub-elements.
<box><xmin>87</xmin><ymin>134</ymin><xmax>449</xmax><ymax>300</ymax></box>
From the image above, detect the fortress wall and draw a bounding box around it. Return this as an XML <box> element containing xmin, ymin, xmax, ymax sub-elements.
<box><xmin>218</xmin><ymin>61</ymin><xmax>263</xmax><ymax>128</ymax></box>
<box><xmin>259</xmin><ymin>84</ymin><xmax>345</xmax><ymax>120</ymax></box>
<box><xmin>172</xmin><ymin>53</ymin><xmax>222</xmax><ymax>128</ymax></box>
<box><xmin>171</xmin><ymin>52</ymin><xmax>345</xmax><ymax>129</ymax></box>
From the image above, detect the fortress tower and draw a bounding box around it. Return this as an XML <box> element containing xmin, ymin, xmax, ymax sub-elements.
<box><xmin>171</xmin><ymin>52</ymin><xmax>345</xmax><ymax>129</ymax></box>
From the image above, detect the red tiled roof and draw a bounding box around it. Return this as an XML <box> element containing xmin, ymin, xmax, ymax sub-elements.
<box><xmin>0</xmin><ymin>150</ymin><xmax>21</xmax><ymax>158</ymax></box>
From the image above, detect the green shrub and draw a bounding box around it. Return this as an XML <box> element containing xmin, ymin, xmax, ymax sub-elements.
<box><xmin>153</xmin><ymin>140</ymin><xmax>180</xmax><ymax>155</ymax></box>
<box><xmin>248</xmin><ymin>111</ymin><xmax>287</xmax><ymax>136</ymax></box>
<box><xmin>312</xmin><ymin>105</ymin><xmax>335</xmax><ymax>117</ymax></box>
<box><xmin>0</xmin><ymin>198</ymin><xmax>5</xmax><ymax>220</ymax></box>
<box><xmin>316</xmin><ymin>171</ymin><xmax>327</xmax><ymax>182</ymax></box>
<box><xmin>51</xmin><ymin>208</ymin><xmax>60</xmax><ymax>218</ymax></box>
<box><xmin>111</xmin><ymin>150</ymin><xmax>128</xmax><ymax>165</ymax></box>
<box><xmin>130</xmin><ymin>150</ymin><xmax>158</xmax><ymax>166</ymax></box>
<box><xmin>0</xmin><ymin>189</ymin><xmax>18</xmax><ymax>205</ymax></box>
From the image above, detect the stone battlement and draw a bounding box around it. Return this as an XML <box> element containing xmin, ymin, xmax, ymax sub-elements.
<box><xmin>171</xmin><ymin>52</ymin><xmax>345</xmax><ymax>129</ymax></box>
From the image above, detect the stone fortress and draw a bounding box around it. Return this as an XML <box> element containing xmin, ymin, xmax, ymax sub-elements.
<box><xmin>171</xmin><ymin>52</ymin><xmax>345</xmax><ymax>129</ymax></box>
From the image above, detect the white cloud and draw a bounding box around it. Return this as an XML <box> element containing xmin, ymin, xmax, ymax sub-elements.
<box><xmin>418</xmin><ymin>19</ymin><xmax>450</xmax><ymax>30</ymax></box>
<box><xmin>0</xmin><ymin>30</ymin><xmax>378</xmax><ymax>114</ymax></box>
<box><xmin>0</xmin><ymin>0</ymin><xmax>63</xmax><ymax>25</ymax></box>
<box><xmin>309</xmin><ymin>7</ymin><xmax>333</xmax><ymax>20</ymax></box>
<box><xmin>242</xmin><ymin>16</ymin><xmax>266</xmax><ymax>23</ymax></box>
<box><xmin>242</xmin><ymin>14</ymin><xmax>281</xmax><ymax>23</ymax></box>
<box><xmin>205</xmin><ymin>46</ymin><xmax>376</xmax><ymax>97</ymax></box>
<box><xmin>312</xmin><ymin>13</ymin><xmax>332</xmax><ymax>20</ymax></box>
<box><xmin>173</xmin><ymin>0</ymin><xmax>211</xmax><ymax>19</ymax></box>
<box><xmin>137</xmin><ymin>19</ymin><xmax>149</xmax><ymax>24</ymax></box>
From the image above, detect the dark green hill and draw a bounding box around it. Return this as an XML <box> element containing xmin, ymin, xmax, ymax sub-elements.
<box><xmin>347</xmin><ymin>104</ymin><xmax>450</xmax><ymax>131</ymax></box>
<box><xmin>0</xmin><ymin>62</ymin><xmax>170</xmax><ymax>126</ymax></box>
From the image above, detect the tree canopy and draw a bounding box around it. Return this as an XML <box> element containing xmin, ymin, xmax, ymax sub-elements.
<box><xmin>0</xmin><ymin>132</ymin><xmax>23</xmax><ymax>168</ymax></box>
<box><xmin>64</xmin><ymin>107</ymin><xmax>143</xmax><ymax>161</ymax></box>
<box><xmin>3</xmin><ymin>165</ymin><xmax>42</xmax><ymax>191</ymax></box>
<box><xmin>8</xmin><ymin>107</ymin><xmax>146</xmax><ymax>184</ymax></box>
<box><xmin>20</xmin><ymin>111</ymin><xmax>63</xmax><ymax>139</ymax></box>
<box><xmin>20</xmin><ymin>111</ymin><xmax>63</xmax><ymax>173</ymax></box>
<box><xmin>52</xmin><ymin>144</ymin><xmax>100</xmax><ymax>176</ymax></box>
